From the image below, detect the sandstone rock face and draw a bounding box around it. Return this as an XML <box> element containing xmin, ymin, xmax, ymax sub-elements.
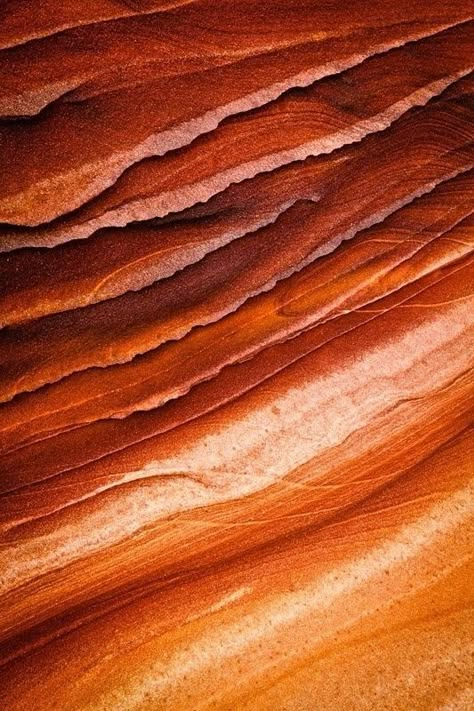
<box><xmin>0</xmin><ymin>4</ymin><xmax>473</xmax><ymax>710</ymax></box>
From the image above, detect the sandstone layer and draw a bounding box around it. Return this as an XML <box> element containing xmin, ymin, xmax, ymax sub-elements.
<box><xmin>0</xmin><ymin>3</ymin><xmax>473</xmax><ymax>710</ymax></box>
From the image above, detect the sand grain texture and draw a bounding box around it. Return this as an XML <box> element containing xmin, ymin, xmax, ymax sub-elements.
<box><xmin>0</xmin><ymin>2</ymin><xmax>473</xmax><ymax>710</ymax></box>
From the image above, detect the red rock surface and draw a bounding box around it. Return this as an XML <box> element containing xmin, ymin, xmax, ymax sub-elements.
<box><xmin>0</xmin><ymin>2</ymin><xmax>473</xmax><ymax>709</ymax></box>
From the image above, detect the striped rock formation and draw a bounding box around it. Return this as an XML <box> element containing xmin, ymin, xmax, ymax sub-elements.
<box><xmin>0</xmin><ymin>2</ymin><xmax>473</xmax><ymax>710</ymax></box>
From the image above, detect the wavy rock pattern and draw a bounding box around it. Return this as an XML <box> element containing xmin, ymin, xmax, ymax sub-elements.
<box><xmin>0</xmin><ymin>2</ymin><xmax>473</xmax><ymax>710</ymax></box>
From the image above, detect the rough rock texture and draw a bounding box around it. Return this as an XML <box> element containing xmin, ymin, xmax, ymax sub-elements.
<box><xmin>0</xmin><ymin>3</ymin><xmax>473</xmax><ymax>710</ymax></box>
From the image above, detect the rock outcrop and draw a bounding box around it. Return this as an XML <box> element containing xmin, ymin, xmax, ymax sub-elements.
<box><xmin>0</xmin><ymin>3</ymin><xmax>473</xmax><ymax>709</ymax></box>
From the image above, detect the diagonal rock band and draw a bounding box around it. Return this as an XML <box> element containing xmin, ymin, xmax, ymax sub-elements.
<box><xmin>0</xmin><ymin>2</ymin><xmax>472</xmax><ymax>709</ymax></box>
